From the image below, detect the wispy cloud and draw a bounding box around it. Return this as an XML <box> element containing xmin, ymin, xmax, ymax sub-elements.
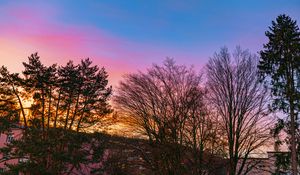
<box><xmin>0</xmin><ymin>3</ymin><xmax>159</xmax><ymax>86</ymax></box>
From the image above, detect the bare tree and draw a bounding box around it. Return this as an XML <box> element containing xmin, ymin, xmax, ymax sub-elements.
<box><xmin>206</xmin><ymin>47</ymin><xmax>272</xmax><ymax>175</ymax></box>
<box><xmin>114</xmin><ymin>59</ymin><xmax>225</xmax><ymax>174</ymax></box>
<box><xmin>184</xmin><ymin>94</ymin><xmax>227</xmax><ymax>175</ymax></box>
<box><xmin>114</xmin><ymin>59</ymin><xmax>201</xmax><ymax>174</ymax></box>
<box><xmin>114</xmin><ymin>59</ymin><xmax>201</xmax><ymax>142</ymax></box>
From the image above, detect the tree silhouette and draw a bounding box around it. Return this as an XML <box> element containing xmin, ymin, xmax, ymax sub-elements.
<box><xmin>206</xmin><ymin>47</ymin><xmax>271</xmax><ymax>175</ymax></box>
<box><xmin>0</xmin><ymin>67</ymin><xmax>20</xmax><ymax>132</ymax></box>
<box><xmin>0</xmin><ymin>66</ymin><xmax>27</xmax><ymax>128</ymax></box>
<box><xmin>114</xmin><ymin>59</ymin><xmax>226</xmax><ymax>174</ymax></box>
<box><xmin>0</xmin><ymin>53</ymin><xmax>113</xmax><ymax>174</ymax></box>
<box><xmin>258</xmin><ymin>14</ymin><xmax>300</xmax><ymax>175</ymax></box>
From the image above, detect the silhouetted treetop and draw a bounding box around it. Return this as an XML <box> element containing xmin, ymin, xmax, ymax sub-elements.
<box><xmin>0</xmin><ymin>53</ymin><xmax>113</xmax><ymax>174</ymax></box>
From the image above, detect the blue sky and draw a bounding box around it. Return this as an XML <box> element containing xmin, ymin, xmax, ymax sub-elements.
<box><xmin>56</xmin><ymin>0</ymin><xmax>300</xmax><ymax>46</ymax></box>
<box><xmin>0</xmin><ymin>0</ymin><xmax>299</xmax><ymax>85</ymax></box>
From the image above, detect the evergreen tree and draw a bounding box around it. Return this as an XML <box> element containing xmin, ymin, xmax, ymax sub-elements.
<box><xmin>0</xmin><ymin>67</ymin><xmax>20</xmax><ymax>132</ymax></box>
<box><xmin>258</xmin><ymin>14</ymin><xmax>300</xmax><ymax>174</ymax></box>
<box><xmin>0</xmin><ymin>54</ymin><xmax>113</xmax><ymax>174</ymax></box>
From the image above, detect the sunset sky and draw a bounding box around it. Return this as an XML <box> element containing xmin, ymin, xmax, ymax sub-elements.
<box><xmin>0</xmin><ymin>0</ymin><xmax>299</xmax><ymax>86</ymax></box>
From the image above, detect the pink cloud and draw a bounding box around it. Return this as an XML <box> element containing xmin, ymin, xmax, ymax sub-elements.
<box><xmin>0</xmin><ymin>3</ymin><xmax>206</xmax><ymax>87</ymax></box>
<box><xmin>0</xmin><ymin>3</ymin><xmax>143</xmax><ymax>85</ymax></box>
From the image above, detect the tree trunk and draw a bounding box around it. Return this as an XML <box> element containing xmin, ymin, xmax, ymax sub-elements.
<box><xmin>54</xmin><ymin>91</ymin><xmax>61</xmax><ymax>128</ymax></box>
<box><xmin>287</xmin><ymin>67</ymin><xmax>298</xmax><ymax>175</ymax></box>
<box><xmin>290</xmin><ymin>103</ymin><xmax>298</xmax><ymax>175</ymax></box>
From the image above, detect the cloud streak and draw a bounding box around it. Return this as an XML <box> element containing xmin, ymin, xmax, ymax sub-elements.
<box><xmin>0</xmin><ymin>3</ymin><xmax>161</xmax><ymax>86</ymax></box>
<box><xmin>1</xmin><ymin>1</ymin><xmax>298</xmax><ymax>86</ymax></box>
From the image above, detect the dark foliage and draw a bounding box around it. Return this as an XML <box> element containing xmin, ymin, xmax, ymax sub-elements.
<box><xmin>0</xmin><ymin>54</ymin><xmax>113</xmax><ymax>174</ymax></box>
<box><xmin>259</xmin><ymin>14</ymin><xmax>300</xmax><ymax>174</ymax></box>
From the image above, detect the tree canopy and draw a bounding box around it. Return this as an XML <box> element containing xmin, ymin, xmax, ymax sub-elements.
<box><xmin>0</xmin><ymin>53</ymin><xmax>113</xmax><ymax>174</ymax></box>
<box><xmin>207</xmin><ymin>47</ymin><xmax>271</xmax><ymax>175</ymax></box>
<box><xmin>258</xmin><ymin>14</ymin><xmax>300</xmax><ymax>174</ymax></box>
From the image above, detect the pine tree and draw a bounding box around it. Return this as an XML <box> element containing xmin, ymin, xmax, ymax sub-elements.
<box><xmin>258</xmin><ymin>14</ymin><xmax>300</xmax><ymax>174</ymax></box>
<box><xmin>0</xmin><ymin>54</ymin><xmax>113</xmax><ymax>174</ymax></box>
<box><xmin>0</xmin><ymin>67</ymin><xmax>19</xmax><ymax>132</ymax></box>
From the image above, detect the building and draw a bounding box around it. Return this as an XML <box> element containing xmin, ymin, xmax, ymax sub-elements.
<box><xmin>0</xmin><ymin>125</ymin><xmax>23</xmax><ymax>173</ymax></box>
<box><xmin>237</xmin><ymin>152</ymin><xmax>292</xmax><ymax>175</ymax></box>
